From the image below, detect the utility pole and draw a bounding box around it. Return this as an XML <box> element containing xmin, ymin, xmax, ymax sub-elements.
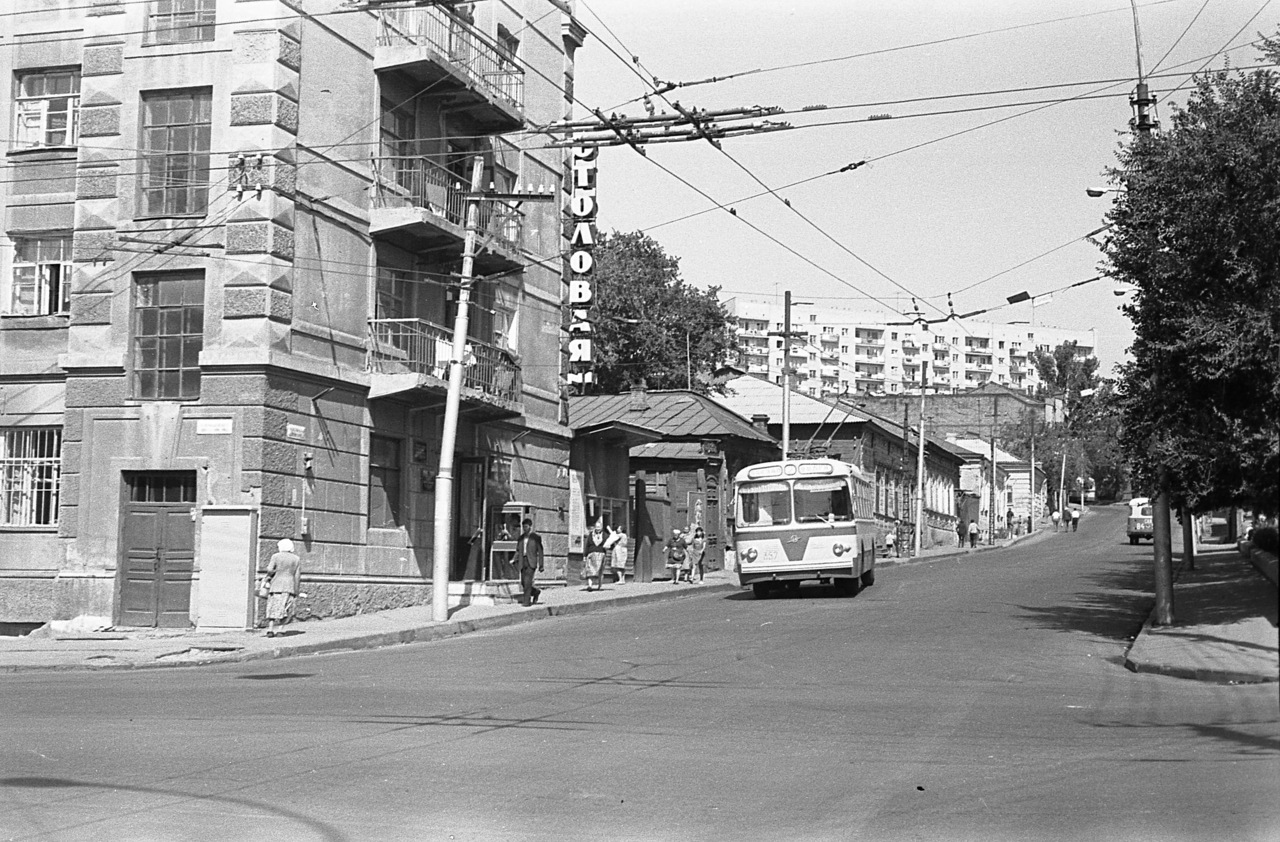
<box><xmin>914</xmin><ymin>359</ymin><xmax>927</xmax><ymax>557</ymax></box>
<box><xmin>782</xmin><ymin>291</ymin><xmax>793</xmax><ymax>459</ymax></box>
<box><xmin>769</xmin><ymin>291</ymin><xmax>809</xmax><ymax>460</ymax></box>
<box><xmin>1130</xmin><ymin>0</ymin><xmax>1173</xmax><ymax>623</ymax></box>
<box><xmin>431</xmin><ymin>155</ymin><xmax>485</xmax><ymax>622</ymax></box>
<box><xmin>989</xmin><ymin>395</ymin><xmax>999</xmax><ymax>544</ymax></box>
<box><xmin>1029</xmin><ymin>405</ymin><xmax>1037</xmax><ymax>533</ymax></box>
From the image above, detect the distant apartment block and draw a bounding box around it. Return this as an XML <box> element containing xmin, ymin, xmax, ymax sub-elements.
<box><xmin>729</xmin><ymin>297</ymin><xmax>1097</xmax><ymax>398</ymax></box>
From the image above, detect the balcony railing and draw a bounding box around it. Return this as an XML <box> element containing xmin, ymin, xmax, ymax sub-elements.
<box><xmin>371</xmin><ymin>155</ymin><xmax>522</xmax><ymax>253</ymax></box>
<box><xmin>377</xmin><ymin>7</ymin><xmax>524</xmax><ymax>110</ymax></box>
<box><xmin>368</xmin><ymin>318</ymin><xmax>521</xmax><ymax>403</ymax></box>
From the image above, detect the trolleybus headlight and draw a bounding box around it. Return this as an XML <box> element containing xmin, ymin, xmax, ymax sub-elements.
<box><xmin>744</xmin><ymin>548</ymin><xmax>758</xmax><ymax>562</ymax></box>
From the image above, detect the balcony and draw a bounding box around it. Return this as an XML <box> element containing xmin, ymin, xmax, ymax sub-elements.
<box><xmin>855</xmin><ymin>337</ymin><xmax>885</xmax><ymax>348</ymax></box>
<box><xmin>376</xmin><ymin>7</ymin><xmax>524</xmax><ymax>132</ymax></box>
<box><xmin>932</xmin><ymin>357</ymin><xmax>950</xmax><ymax>368</ymax></box>
<box><xmin>820</xmin><ymin>349</ymin><xmax>839</xmax><ymax>362</ymax></box>
<box><xmin>821</xmin><ymin>366</ymin><xmax>840</xmax><ymax>379</ymax></box>
<box><xmin>820</xmin><ymin>332</ymin><xmax>839</xmax><ymax>343</ymax></box>
<box><xmin>370</xmin><ymin>156</ymin><xmax>523</xmax><ymax>274</ymax></box>
<box><xmin>367</xmin><ymin>318</ymin><xmax>521</xmax><ymax>417</ymax></box>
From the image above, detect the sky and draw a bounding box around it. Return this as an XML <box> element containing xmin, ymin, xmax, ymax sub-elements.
<box><xmin>566</xmin><ymin>0</ymin><xmax>1278</xmax><ymax>376</ymax></box>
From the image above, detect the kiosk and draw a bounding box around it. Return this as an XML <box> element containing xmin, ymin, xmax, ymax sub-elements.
<box><xmin>489</xmin><ymin>502</ymin><xmax>534</xmax><ymax>580</ymax></box>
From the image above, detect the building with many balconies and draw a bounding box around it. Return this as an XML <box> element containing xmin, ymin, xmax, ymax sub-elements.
<box><xmin>0</xmin><ymin>0</ymin><xmax>585</xmax><ymax>631</ymax></box>
<box><xmin>726</xmin><ymin>297</ymin><xmax>1096</xmax><ymax>399</ymax></box>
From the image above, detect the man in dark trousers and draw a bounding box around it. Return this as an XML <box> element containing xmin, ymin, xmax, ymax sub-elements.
<box><xmin>515</xmin><ymin>518</ymin><xmax>544</xmax><ymax>606</ymax></box>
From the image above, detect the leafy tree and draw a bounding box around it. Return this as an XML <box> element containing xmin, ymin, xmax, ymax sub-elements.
<box><xmin>1100</xmin><ymin>33</ymin><xmax>1280</xmax><ymax>515</ymax></box>
<box><xmin>1001</xmin><ymin>380</ymin><xmax>1126</xmax><ymax>504</ymax></box>
<box><xmin>1029</xmin><ymin>341</ymin><xmax>1100</xmax><ymax>397</ymax></box>
<box><xmin>588</xmin><ymin>231</ymin><xmax>738</xmax><ymax>394</ymax></box>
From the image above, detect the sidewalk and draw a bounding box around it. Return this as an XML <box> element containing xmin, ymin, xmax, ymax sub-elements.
<box><xmin>1124</xmin><ymin>544</ymin><xmax>1279</xmax><ymax>684</ymax></box>
<box><xmin>0</xmin><ymin>572</ymin><xmax>738</xmax><ymax>673</ymax></box>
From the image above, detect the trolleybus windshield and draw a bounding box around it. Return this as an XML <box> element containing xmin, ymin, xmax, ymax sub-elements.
<box><xmin>737</xmin><ymin>480</ymin><xmax>792</xmax><ymax>527</ymax></box>
<box><xmin>793</xmin><ymin>477</ymin><xmax>853</xmax><ymax>523</ymax></box>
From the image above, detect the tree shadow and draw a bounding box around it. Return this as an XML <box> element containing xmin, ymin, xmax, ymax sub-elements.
<box><xmin>1014</xmin><ymin>559</ymin><xmax>1158</xmax><ymax>641</ymax></box>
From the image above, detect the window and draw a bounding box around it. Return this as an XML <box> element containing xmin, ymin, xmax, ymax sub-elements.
<box><xmin>133</xmin><ymin>271</ymin><xmax>204</xmax><ymax>400</ymax></box>
<box><xmin>14</xmin><ymin>68</ymin><xmax>80</xmax><ymax>149</ymax></box>
<box><xmin>7</xmin><ymin>235</ymin><xmax>71</xmax><ymax>315</ymax></box>
<box><xmin>1</xmin><ymin>428</ymin><xmax>61</xmax><ymax>527</ymax></box>
<box><xmin>147</xmin><ymin>0</ymin><xmax>216</xmax><ymax>44</ymax></box>
<box><xmin>139</xmin><ymin>88</ymin><xmax>212</xmax><ymax>217</ymax></box>
<box><xmin>368</xmin><ymin>435</ymin><xmax>402</xmax><ymax>528</ymax></box>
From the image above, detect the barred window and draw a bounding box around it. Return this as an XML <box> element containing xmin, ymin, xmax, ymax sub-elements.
<box><xmin>138</xmin><ymin>88</ymin><xmax>212</xmax><ymax>218</ymax></box>
<box><xmin>133</xmin><ymin>271</ymin><xmax>204</xmax><ymax>400</ymax></box>
<box><xmin>1</xmin><ymin>428</ymin><xmax>62</xmax><ymax>527</ymax></box>
<box><xmin>7</xmin><ymin>235</ymin><xmax>72</xmax><ymax>316</ymax></box>
<box><xmin>14</xmin><ymin>68</ymin><xmax>80</xmax><ymax>149</ymax></box>
<box><xmin>147</xmin><ymin>0</ymin><xmax>216</xmax><ymax>44</ymax></box>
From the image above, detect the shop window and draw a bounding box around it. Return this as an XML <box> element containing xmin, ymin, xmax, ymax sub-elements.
<box><xmin>13</xmin><ymin>68</ymin><xmax>80</xmax><ymax>149</ymax></box>
<box><xmin>133</xmin><ymin>271</ymin><xmax>204</xmax><ymax>400</ymax></box>
<box><xmin>147</xmin><ymin>0</ymin><xmax>216</xmax><ymax>44</ymax></box>
<box><xmin>1</xmin><ymin>428</ymin><xmax>61</xmax><ymax>527</ymax></box>
<box><xmin>138</xmin><ymin>88</ymin><xmax>212</xmax><ymax>217</ymax></box>
<box><xmin>369</xmin><ymin>435</ymin><xmax>403</xmax><ymax>528</ymax></box>
<box><xmin>6</xmin><ymin>235</ymin><xmax>71</xmax><ymax>315</ymax></box>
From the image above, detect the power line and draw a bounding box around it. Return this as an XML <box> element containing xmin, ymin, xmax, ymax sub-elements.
<box><xmin>602</xmin><ymin>0</ymin><xmax>1190</xmax><ymax>107</ymax></box>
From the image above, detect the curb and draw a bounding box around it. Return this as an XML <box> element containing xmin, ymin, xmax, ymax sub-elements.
<box><xmin>878</xmin><ymin>528</ymin><xmax>1046</xmax><ymax>569</ymax></box>
<box><xmin>1122</xmin><ymin>550</ymin><xmax>1279</xmax><ymax>685</ymax></box>
<box><xmin>1237</xmin><ymin>540</ymin><xmax>1279</xmax><ymax>589</ymax></box>
<box><xmin>0</xmin><ymin>582</ymin><xmax>739</xmax><ymax>673</ymax></box>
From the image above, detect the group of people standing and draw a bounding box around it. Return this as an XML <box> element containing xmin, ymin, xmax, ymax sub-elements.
<box><xmin>582</xmin><ymin>520</ymin><xmax>630</xmax><ymax>592</ymax></box>
<box><xmin>664</xmin><ymin>526</ymin><xmax>707</xmax><ymax>584</ymax></box>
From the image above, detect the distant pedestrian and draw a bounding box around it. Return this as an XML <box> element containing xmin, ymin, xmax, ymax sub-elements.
<box><xmin>1071</xmin><ymin>508</ymin><xmax>1080</xmax><ymax>532</ymax></box>
<box><xmin>263</xmin><ymin>538</ymin><xmax>302</xmax><ymax>638</ymax></box>
<box><xmin>1051</xmin><ymin>510</ymin><xmax>1061</xmax><ymax>532</ymax></box>
<box><xmin>884</xmin><ymin>528</ymin><xmax>897</xmax><ymax>558</ymax></box>
<box><xmin>515</xmin><ymin>518</ymin><xmax>544</xmax><ymax>606</ymax></box>
<box><xmin>687</xmin><ymin>526</ymin><xmax>707</xmax><ymax>582</ymax></box>
<box><xmin>583</xmin><ymin>520</ymin><xmax>608</xmax><ymax>592</ymax></box>
<box><xmin>957</xmin><ymin>519</ymin><xmax>966</xmax><ymax>548</ymax></box>
<box><xmin>1006</xmin><ymin>508</ymin><xmax>1015</xmax><ymax>536</ymax></box>
<box><xmin>606</xmin><ymin>524</ymin><xmax>628</xmax><ymax>585</ymax></box>
<box><xmin>664</xmin><ymin>528</ymin><xmax>688</xmax><ymax>583</ymax></box>
<box><xmin>968</xmin><ymin>519</ymin><xmax>979</xmax><ymax>549</ymax></box>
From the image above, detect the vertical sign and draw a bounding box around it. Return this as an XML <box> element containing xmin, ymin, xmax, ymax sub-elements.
<box><xmin>566</xmin><ymin>145</ymin><xmax>598</xmax><ymax>391</ymax></box>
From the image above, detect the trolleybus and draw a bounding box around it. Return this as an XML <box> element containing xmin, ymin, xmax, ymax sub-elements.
<box><xmin>732</xmin><ymin>458</ymin><xmax>879</xmax><ymax>598</ymax></box>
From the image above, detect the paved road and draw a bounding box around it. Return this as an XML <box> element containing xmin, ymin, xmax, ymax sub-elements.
<box><xmin>3</xmin><ymin>507</ymin><xmax>1277</xmax><ymax>842</ymax></box>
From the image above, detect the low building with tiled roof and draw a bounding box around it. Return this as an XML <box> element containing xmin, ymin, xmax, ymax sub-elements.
<box><xmin>569</xmin><ymin>388</ymin><xmax>777</xmax><ymax>581</ymax></box>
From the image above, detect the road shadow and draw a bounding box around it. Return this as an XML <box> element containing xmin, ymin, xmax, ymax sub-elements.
<box><xmin>1015</xmin><ymin>545</ymin><xmax>1277</xmax><ymax>640</ymax></box>
<box><xmin>1014</xmin><ymin>555</ymin><xmax>1157</xmax><ymax>641</ymax></box>
<box><xmin>0</xmin><ymin>776</ymin><xmax>348</xmax><ymax>841</ymax></box>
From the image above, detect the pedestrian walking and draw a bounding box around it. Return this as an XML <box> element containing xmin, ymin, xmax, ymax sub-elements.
<box><xmin>956</xmin><ymin>519</ymin><xmax>966</xmax><ymax>548</ymax></box>
<box><xmin>262</xmin><ymin>538</ymin><xmax>302</xmax><ymax>638</ymax></box>
<box><xmin>968</xmin><ymin>519</ymin><xmax>979</xmax><ymax>549</ymax></box>
<box><xmin>1071</xmin><ymin>508</ymin><xmax>1080</xmax><ymax>532</ymax></box>
<box><xmin>583</xmin><ymin>520</ymin><xmax>608</xmax><ymax>592</ymax></box>
<box><xmin>884</xmin><ymin>528</ymin><xmax>897</xmax><ymax>558</ymax></box>
<box><xmin>687</xmin><ymin>526</ymin><xmax>707</xmax><ymax>582</ymax></box>
<box><xmin>606</xmin><ymin>524</ymin><xmax>628</xmax><ymax>585</ymax></box>
<box><xmin>1051</xmin><ymin>509</ymin><xmax>1061</xmax><ymax>532</ymax></box>
<box><xmin>515</xmin><ymin>517</ymin><xmax>544</xmax><ymax>606</ymax></box>
<box><xmin>664</xmin><ymin>528</ymin><xmax>688</xmax><ymax>583</ymax></box>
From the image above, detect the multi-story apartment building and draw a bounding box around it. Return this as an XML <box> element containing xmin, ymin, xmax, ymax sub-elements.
<box><xmin>729</xmin><ymin>297</ymin><xmax>1096</xmax><ymax>398</ymax></box>
<box><xmin>1</xmin><ymin>0</ymin><xmax>586</xmax><ymax>630</ymax></box>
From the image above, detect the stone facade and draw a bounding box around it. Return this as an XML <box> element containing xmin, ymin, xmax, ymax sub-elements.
<box><xmin>1</xmin><ymin>0</ymin><xmax>582</xmax><ymax>629</ymax></box>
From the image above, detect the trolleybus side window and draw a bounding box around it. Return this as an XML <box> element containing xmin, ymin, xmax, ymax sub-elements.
<box><xmin>794</xmin><ymin>477</ymin><xmax>852</xmax><ymax>523</ymax></box>
<box><xmin>737</xmin><ymin>480</ymin><xmax>791</xmax><ymax>527</ymax></box>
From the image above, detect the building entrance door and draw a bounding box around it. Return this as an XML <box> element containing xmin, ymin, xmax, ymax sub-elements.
<box><xmin>455</xmin><ymin>457</ymin><xmax>487</xmax><ymax>580</ymax></box>
<box><xmin>118</xmin><ymin>472</ymin><xmax>197</xmax><ymax>628</ymax></box>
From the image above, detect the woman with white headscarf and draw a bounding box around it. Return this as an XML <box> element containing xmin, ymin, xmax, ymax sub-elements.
<box><xmin>264</xmin><ymin>538</ymin><xmax>302</xmax><ymax>637</ymax></box>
